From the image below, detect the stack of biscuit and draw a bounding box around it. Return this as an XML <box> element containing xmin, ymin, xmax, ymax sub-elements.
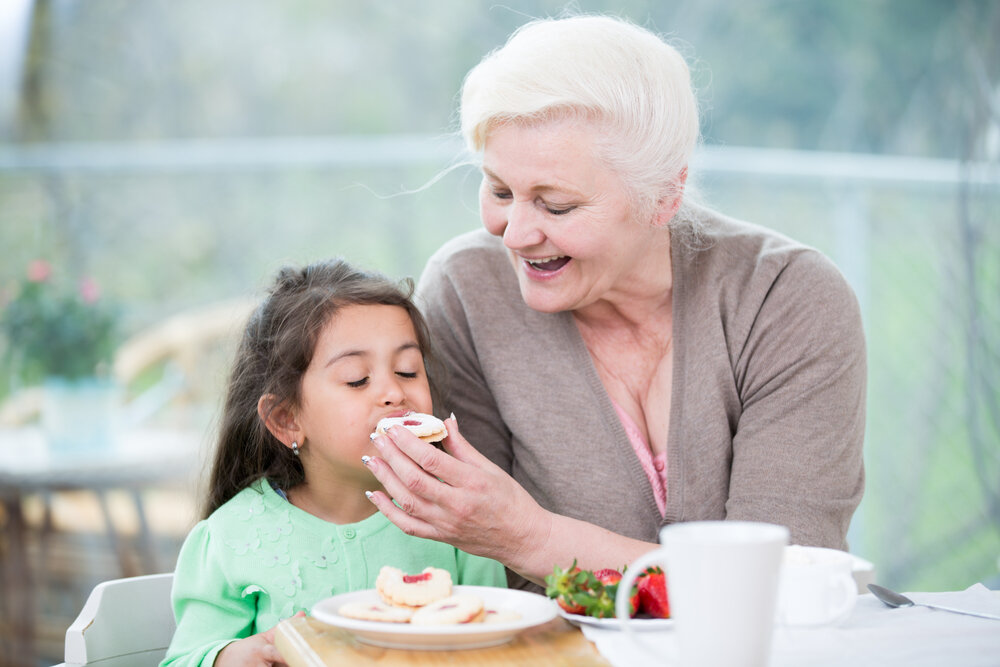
<box><xmin>338</xmin><ymin>566</ymin><xmax>520</xmax><ymax>626</ymax></box>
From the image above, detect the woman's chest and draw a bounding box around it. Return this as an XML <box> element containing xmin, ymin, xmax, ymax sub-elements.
<box><xmin>584</xmin><ymin>336</ymin><xmax>674</xmax><ymax>455</ymax></box>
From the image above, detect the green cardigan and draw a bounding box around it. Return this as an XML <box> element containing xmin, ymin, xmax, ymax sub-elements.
<box><xmin>162</xmin><ymin>480</ymin><xmax>505</xmax><ymax>666</ymax></box>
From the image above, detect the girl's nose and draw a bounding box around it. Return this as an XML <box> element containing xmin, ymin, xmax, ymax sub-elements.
<box><xmin>378</xmin><ymin>375</ymin><xmax>405</xmax><ymax>406</ymax></box>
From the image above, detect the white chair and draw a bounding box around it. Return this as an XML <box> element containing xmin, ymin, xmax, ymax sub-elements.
<box><xmin>55</xmin><ymin>572</ymin><xmax>176</xmax><ymax>667</ymax></box>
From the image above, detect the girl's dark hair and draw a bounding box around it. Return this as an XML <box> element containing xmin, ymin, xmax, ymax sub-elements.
<box><xmin>202</xmin><ymin>258</ymin><xmax>439</xmax><ymax>518</ymax></box>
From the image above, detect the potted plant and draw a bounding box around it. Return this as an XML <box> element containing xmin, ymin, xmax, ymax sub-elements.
<box><xmin>1</xmin><ymin>259</ymin><xmax>121</xmax><ymax>452</ymax></box>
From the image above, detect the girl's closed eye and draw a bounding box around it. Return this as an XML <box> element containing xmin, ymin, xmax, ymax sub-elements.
<box><xmin>347</xmin><ymin>377</ymin><xmax>369</xmax><ymax>388</ymax></box>
<box><xmin>396</xmin><ymin>371</ymin><xmax>418</xmax><ymax>379</ymax></box>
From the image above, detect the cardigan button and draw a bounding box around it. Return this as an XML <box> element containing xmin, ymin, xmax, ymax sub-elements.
<box><xmin>343</xmin><ymin>528</ymin><xmax>357</xmax><ymax>539</ymax></box>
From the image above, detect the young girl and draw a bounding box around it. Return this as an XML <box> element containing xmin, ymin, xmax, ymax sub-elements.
<box><xmin>162</xmin><ymin>259</ymin><xmax>505</xmax><ymax>667</ymax></box>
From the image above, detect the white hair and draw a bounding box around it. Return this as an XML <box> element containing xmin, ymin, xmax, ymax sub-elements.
<box><xmin>460</xmin><ymin>14</ymin><xmax>701</xmax><ymax>224</ymax></box>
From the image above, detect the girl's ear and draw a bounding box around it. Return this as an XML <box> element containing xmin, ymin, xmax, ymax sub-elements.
<box><xmin>258</xmin><ymin>394</ymin><xmax>301</xmax><ymax>449</ymax></box>
<box><xmin>653</xmin><ymin>166</ymin><xmax>688</xmax><ymax>228</ymax></box>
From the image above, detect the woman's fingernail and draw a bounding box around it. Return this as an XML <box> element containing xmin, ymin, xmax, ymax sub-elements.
<box><xmin>364</xmin><ymin>490</ymin><xmax>374</xmax><ymax>501</ymax></box>
<box><xmin>369</xmin><ymin>432</ymin><xmax>377</xmax><ymax>441</ymax></box>
<box><xmin>449</xmin><ymin>412</ymin><xmax>456</xmax><ymax>422</ymax></box>
<box><xmin>361</xmin><ymin>455</ymin><xmax>372</xmax><ymax>465</ymax></box>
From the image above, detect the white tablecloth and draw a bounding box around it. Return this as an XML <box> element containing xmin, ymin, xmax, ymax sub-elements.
<box><xmin>583</xmin><ymin>584</ymin><xmax>1000</xmax><ymax>667</ymax></box>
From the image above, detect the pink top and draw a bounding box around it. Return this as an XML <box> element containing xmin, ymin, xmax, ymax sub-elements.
<box><xmin>610</xmin><ymin>399</ymin><xmax>668</xmax><ymax>517</ymax></box>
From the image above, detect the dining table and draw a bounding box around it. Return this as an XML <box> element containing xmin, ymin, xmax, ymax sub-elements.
<box><xmin>274</xmin><ymin>583</ymin><xmax>1000</xmax><ymax>667</ymax></box>
<box><xmin>0</xmin><ymin>425</ymin><xmax>205</xmax><ymax>667</ymax></box>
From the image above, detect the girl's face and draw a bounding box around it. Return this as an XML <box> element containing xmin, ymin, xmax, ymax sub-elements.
<box><xmin>294</xmin><ymin>304</ymin><xmax>432</xmax><ymax>478</ymax></box>
<box><xmin>479</xmin><ymin>117</ymin><xmax>664</xmax><ymax>314</ymax></box>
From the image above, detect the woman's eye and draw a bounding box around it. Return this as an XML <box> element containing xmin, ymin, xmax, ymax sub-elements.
<box><xmin>491</xmin><ymin>188</ymin><xmax>512</xmax><ymax>200</ymax></box>
<box><xmin>546</xmin><ymin>205</ymin><xmax>575</xmax><ymax>215</ymax></box>
<box><xmin>347</xmin><ymin>377</ymin><xmax>369</xmax><ymax>388</ymax></box>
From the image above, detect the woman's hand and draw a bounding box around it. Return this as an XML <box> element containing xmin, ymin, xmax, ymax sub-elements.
<box><xmin>214</xmin><ymin>611</ymin><xmax>306</xmax><ymax>667</ymax></box>
<box><xmin>364</xmin><ymin>415</ymin><xmax>553</xmax><ymax>579</ymax></box>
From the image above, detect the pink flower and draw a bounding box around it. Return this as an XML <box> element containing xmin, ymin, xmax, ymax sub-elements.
<box><xmin>27</xmin><ymin>260</ymin><xmax>51</xmax><ymax>282</ymax></box>
<box><xmin>79</xmin><ymin>277</ymin><xmax>101</xmax><ymax>303</ymax></box>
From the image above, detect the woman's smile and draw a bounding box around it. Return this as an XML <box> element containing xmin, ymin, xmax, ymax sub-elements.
<box><xmin>521</xmin><ymin>254</ymin><xmax>571</xmax><ymax>277</ymax></box>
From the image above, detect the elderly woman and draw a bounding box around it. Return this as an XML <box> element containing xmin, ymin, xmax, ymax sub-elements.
<box><xmin>364</xmin><ymin>14</ymin><xmax>865</xmax><ymax>590</ymax></box>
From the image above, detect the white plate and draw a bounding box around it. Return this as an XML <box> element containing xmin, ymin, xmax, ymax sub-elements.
<box><xmin>311</xmin><ymin>585</ymin><xmax>558</xmax><ymax>650</ymax></box>
<box><xmin>557</xmin><ymin>607</ymin><xmax>674</xmax><ymax>631</ymax></box>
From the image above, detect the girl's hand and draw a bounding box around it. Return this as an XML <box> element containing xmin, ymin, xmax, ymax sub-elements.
<box><xmin>215</xmin><ymin>611</ymin><xmax>306</xmax><ymax>667</ymax></box>
<box><xmin>364</xmin><ymin>415</ymin><xmax>553</xmax><ymax>579</ymax></box>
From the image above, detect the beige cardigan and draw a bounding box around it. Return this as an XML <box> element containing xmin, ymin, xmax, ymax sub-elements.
<box><xmin>416</xmin><ymin>206</ymin><xmax>865</xmax><ymax>588</ymax></box>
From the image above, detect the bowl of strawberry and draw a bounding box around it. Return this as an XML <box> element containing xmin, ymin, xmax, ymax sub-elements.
<box><xmin>544</xmin><ymin>561</ymin><xmax>671</xmax><ymax>630</ymax></box>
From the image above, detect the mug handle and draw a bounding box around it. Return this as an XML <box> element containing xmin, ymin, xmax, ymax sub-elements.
<box><xmin>826</xmin><ymin>573</ymin><xmax>857</xmax><ymax>624</ymax></box>
<box><xmin>616</xmin><ymin>549</ymin><xmax>671</xmax><ymax>661</ymax></box>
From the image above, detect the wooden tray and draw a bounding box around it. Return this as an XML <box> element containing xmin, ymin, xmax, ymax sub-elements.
<box><xmin>275</xmin><ymin>614</ymin><xmax>611</xmax><ymax>666</ymax></box>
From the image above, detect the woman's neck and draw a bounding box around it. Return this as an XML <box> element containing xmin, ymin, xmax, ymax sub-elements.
<box><xmin>572</xmin><ymin>274</ymin><xmax>673</xmax><ymax>340</ymax></box>
<box><xmin>573</xmin><ymin>229</ymin><xmax>673</xmax><ymax>333</ymax></box>
<box><xmin>572</xmin><ymin>290</ymin><xmax>672</xmax><ymax>336</ymax></box>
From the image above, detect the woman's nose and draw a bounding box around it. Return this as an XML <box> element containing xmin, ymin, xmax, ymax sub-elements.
<box><xmin>502</xmin><ymin>201</ymin><xmax>545</xmax><ymax>249</ymax></box>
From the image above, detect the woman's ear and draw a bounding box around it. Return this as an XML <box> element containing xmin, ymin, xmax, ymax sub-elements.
<box><xmin>653</xmin><ymin>166</ymin><xmax>688</xmax><ymax>228</ymax></box>
<box><xmin>258</xmin><ymin>394</ymin><xmax>301</xmax><ymax>449</ymax></box>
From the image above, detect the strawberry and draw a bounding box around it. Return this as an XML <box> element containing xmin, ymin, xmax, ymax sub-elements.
<box><xmin>589</xmin><ymin>568</ymin><xmax>640</xmax><ymax>618</ymax></box>
<box><xmin>545</xmin><ymin>563</ymin><xmax>640</xmax><ymax>618</ymax></box>
<box><xmin>544</xmin><ymin>560</ymin><xmax>596</xmax><ymax>615</ymax></box>
<box><xmin>592</xmin><ymin>568</ymin><xmax>623</xmax><ymax>584</ymax></box>
<box><xmin>636</xmin><ymin>566</ymin><xmax>670</xmax><ymax>618</ymax></box>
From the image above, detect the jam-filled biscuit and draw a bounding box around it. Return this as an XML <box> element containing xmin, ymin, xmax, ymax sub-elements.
<box><xmin>483</xmin><ymin>607</ymin><xmax>523</xmax><ymax>624</ymax></box>
<box><xmin>375</xmin><ymin>566</ymin><xmax>452</xmax><ymax>608</ymax></box>
<box><xmin>410</xmin><ymin>594</ymin><xmax>486</xmax><ymax>625</ymax></box>
<box><xmin>338</xmin><ymin>599</ymin><xmax>414</xmax><ymax>623</ymax></box>
<box><xmin>375</xmin><ymin>412</ymin><xmax>448</xmax><ymax>443</ymax></box>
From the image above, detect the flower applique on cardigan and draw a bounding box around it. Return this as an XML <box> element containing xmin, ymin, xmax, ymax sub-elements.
<box><xmin>302</xmin><ymin>538</ymin><xmax>339</xmax><ymax>568</ymax></box>
<box><xmin>224</xmin><ymin>486</ymin><xmax>302</xmax><ymax>601</ymax></box>
<box><xmin>274</xmin><ymin>561</ymin><xmax>303</xmax><ymax>597</ymax></box>
<box><xmin>261</xmin><ymin>507</ymin><xmax>293</xmax><ymax>541</ymax></box>
<box><xmin>225</xmin><ymin>526</ymin><xmax>261</xmax><ymax>555</ymax></box>
<box><xmin>234</xmin><ymin>493</ymin><xmax>266</xmax><ymax>520</ymax></box>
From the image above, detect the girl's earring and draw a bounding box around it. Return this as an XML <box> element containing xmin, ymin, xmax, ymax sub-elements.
<box><xmin>291</xmin><ymin>441</ymin><xmax>300</xmax><ymax>457</ymax></box>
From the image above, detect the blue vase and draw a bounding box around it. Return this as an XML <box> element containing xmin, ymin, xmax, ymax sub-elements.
<box><xmin>41</xmin><ymin>376</ymin><xmax>120</xmax><ymax>455</ymax></box>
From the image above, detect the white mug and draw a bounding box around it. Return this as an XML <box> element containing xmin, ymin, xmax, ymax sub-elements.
<box><xmin>778</xmin><ymin>545</ymin><xmax>857</xmax><ymax>627</ymax></box>
<box><xmin>617</xmin><ymin>521</ymin><xmax>789</xmax><ymax>667</ymax></box>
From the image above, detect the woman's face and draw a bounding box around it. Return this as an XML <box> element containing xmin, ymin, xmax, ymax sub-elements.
<box><xmin>295</xmin><ymin>304</ymin><xmax>432</xmax><ymax>480</ymax></box>
<box><xmin>479</xmin><ymin>117</ymin><xmax>664</xmax><ymax>314</ymax></box>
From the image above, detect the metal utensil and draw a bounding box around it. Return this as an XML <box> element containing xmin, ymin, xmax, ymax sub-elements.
<box><xmin>867</xmin><ymin>584</ymin><xmax>1000</xmax><ymax>621</ymax></box>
